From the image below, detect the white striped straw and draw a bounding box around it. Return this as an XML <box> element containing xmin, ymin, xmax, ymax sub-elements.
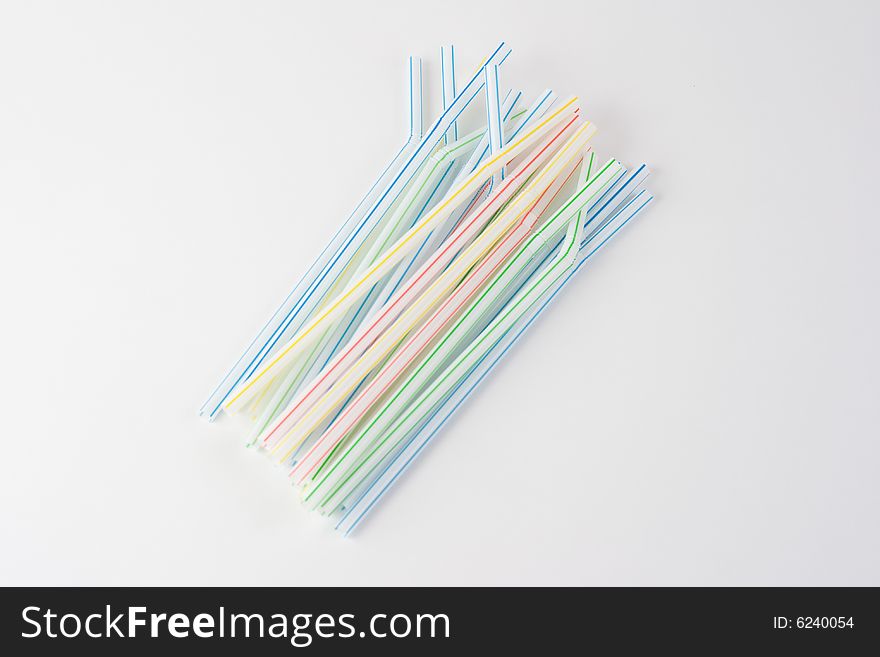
<box><xmin>336</xmin><ymin>186</ymin><xmax>655</xmax><ymax>534</ymax></box>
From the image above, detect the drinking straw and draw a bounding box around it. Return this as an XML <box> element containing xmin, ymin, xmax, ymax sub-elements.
<box><xmin>320</xmin><ymin>178</ymin><xmax>596</xmax><ymax>512</ymax></box>
<box><xmin>441</xmin><ymin>45</ymin><xmax>457</xmax><ymax>144</ymax></box>
<box><xmin>424</xmin><ymin>89</ymin><xmax>552</xmax><ymax>259</ymax></box>
<box><xmin>237</xmin><ymin>131</ymin><xmax>556</xmax><ymax>434</ymax></box>
<box><xmin>207</xmin><ymin>57</ymin><xmax>430</xmax><ymax>425</ymax></box>
<box><xmin>210</xmin><ymin>43</ymin><xmax>513</xmax><ymax>419</ymax></box>
<box><xmin>378</xmin><ymin>89</ymin><xmax>553</xmax><ymax>311</ymax></box>
<box><xmin>320</xmin><ymin>165</ymin><xmax>648</xmax><ymax>476</ymax></box>
<box><xmin>306</xmin><ymin>163</ymin><xmax>650</xmax><ymax>505</ymax></box>
<box><xmin>243</xmin><ymin>125</ymin><xmax>498</xmax><ymax>442</ymax></box>
<box><xmin>256</xmin><ymin>118</ymin><xmax>577</xmax><ymax>454</ymax></box>
<box><xmin>201</xmin><ymin>43</ymin><xmax>656</xmax><ymax>537</ymax></box>
<box><xmin>224</xmin><ymin>94</ymin><xmax>580</xmax><ymax>415</ymax></box>
<box><xmin>268</xmin><ymin>106</ymin><xmax>590</xmax><ymax>444</ymax></box>
<box><xmin>300</xmin><ymin>157</ymin><xmax>587</xmax><ymax>504</ymax></box>
<box><xmin>239</xmin><ymin>45</ymin><xmax>512</xmax><ymax>383</ymax></box>
<box><xmin>227</xmin><ymin>96</ymin><xmax>560</xmax><ymax>426</ymax></box>
<box><xmin>284</xmin><ymin>130</ymin><xmax>603</xmax><ymax>479</ymax></box>
<box><xmin>230</xmin><ymin>57</ymin><xmax>430</xmax><ymax>425</ymax></box>
<box><xmin>198</xmin><ymin>56</ymin><xmax>425</xmax><ymax>420</ymax></box>
<box><xmin>351</xmin><ymin>125</ymin><xmax>503</xmax><ymax>283</ymax></box>
<box><xmin>293</xmin><ymin>152</ymin><xmax>601</xmax><ymax>486</ymax></box>
<box><xmin>258</xmin><ymin>114</ymin><xmax>586</xmax><ymax>455</ymax></box>
<box><xmin>256</xmin><ymin>106</ymin><xmax>541</xmax><ymax>452</ymax></box>
<box><xmin>484</xmin><ymin>63</ymin><xmax>504</xmax><ymax>181</ymax></box>
<box><xmin>301</xmin><ymin>157</ymin><xmax>625</xmax><ymax>503</ymax></box>
<box><xmin>458</xmin><ymin>90</ymin><xmax>550</xmax><ymax>188</ymax></box>
<box><xmin>409</xmin><ymin>56</ymin><xmax>424</xmax><ymax>140</ymax></box>
<box><xmin>251</xmin><ymin>104</ymin><xmax>537</xmax><ymax>443</ymax></box>
<box><xmin>468</xmin><ymin>162</ymin><xmax>648</xmax><ymax>336</ymax></box>
<box><xmin>334</xmin><ymin>188</ymin><xmax>655</xmax><ymax>534</ymax></box>
<box><xmin>369</xmin><ymin>88</ymin><xmax>527</xmax><ymax>314</ymax></box>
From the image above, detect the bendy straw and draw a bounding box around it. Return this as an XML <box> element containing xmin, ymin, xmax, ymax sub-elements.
<box><xmin>257</xmin><ymin>114</ymin><xmax>586</xmax><ymax>453</ymax></box>
<box><xmin>441</xmin><ymin>45</ymin><xmax>458</xmax><ymax>144</ymax></box>
<box><xmin>244</xmin><ymin>117</ymin><xmax>527</xmax><ymax>443</ymax></box>
<box><xmin>290</xmin><ymin>152</ymin><xmax>587</xmax><ymax>481</ymax></box>
<box><xmin>205</xmin><ymin>43</ymin><xmax>512</xmax><ymax>419</ymax></box>
<box><xmin>371</xmin><ymin>88</ymin><xmax>543</xmax><ymax>328</ymax></box>
<box><xmin>288</xmin><ymin>148</ymin><xmax>617</xmax><ymax>485</ymax></box>
<box><xmin>201</xmin><ymin>44</ymin><xmax>655</xmax><ymax>534</ymax></box>
<box><xmin>299</xmin><ymin>157</ymin><xmax>626</xmax><ymax>504</ymax></box>
<box><xmin>334</xmin><ymin>188</ymin><xmax>655</xmax><ymax>534</ymax></box>
<box><xmin>199</xmin><ymin>56</ymin><xmax>425</xmax><ymax>420</ymax></box>
<box><xmin>318</xmin><ymin>172</ymin><xmax>651</xmax><ymax>514</ymax></box>
<box><xmin>309</xmin><ymin>167</ymin><xmax>652</xmax><ymax>510</ymax></box>
<box><xmin>224</xmin><ymin>96</ymin><xmax>581</xmax><ymax>415</ymax></box>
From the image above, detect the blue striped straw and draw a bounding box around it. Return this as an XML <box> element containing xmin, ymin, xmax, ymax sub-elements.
<box><xmin>336</xmin><ymin>183</ymin><xmax>654</xmax><ymax>534</ymax></box>
<box><xmin>202</xmin><ymin>44</ymin><xmax>512</xmax><ymax>419</ymax></box>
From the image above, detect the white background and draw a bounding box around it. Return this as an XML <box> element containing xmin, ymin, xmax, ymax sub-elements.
<box><xmin>1</xmin><ymin>0</ymin><xmax>878</xmax><ymax>586</ymax></box>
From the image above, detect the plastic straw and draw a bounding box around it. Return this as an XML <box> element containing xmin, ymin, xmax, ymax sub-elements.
<box><xmin>225</xmin><ymin>95</ymin><xmax>581</xmax><ymax>415</ymax></box>
<box><xmin>303</xmin><ymin>158</ymin><xmax>624</xmax><ymax>505</ymax></box>
<box><xmin>198</xmin><ymin>56</ymin><xmax>425</xmax><ymax>420</ymax></box>
<box><xmin>200</xmin><ymin>44</ymin><xmax>655</xmax><ymax>536</ymax></box>
<box><xmin>336</xmin><ymin>188</ymin><xmax>655</xmax><ymax>534</ymax></box>
<box><xmin>260</xmin><ymin>114</ymin><xmax>587</xmax><ymax>457</ymax></box>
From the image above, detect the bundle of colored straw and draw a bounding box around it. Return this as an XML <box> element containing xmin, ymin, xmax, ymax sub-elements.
<box><xmin>201</xmin><ymin>43</ymin><xmax>654</xmax><ymax>534</ymax></box>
